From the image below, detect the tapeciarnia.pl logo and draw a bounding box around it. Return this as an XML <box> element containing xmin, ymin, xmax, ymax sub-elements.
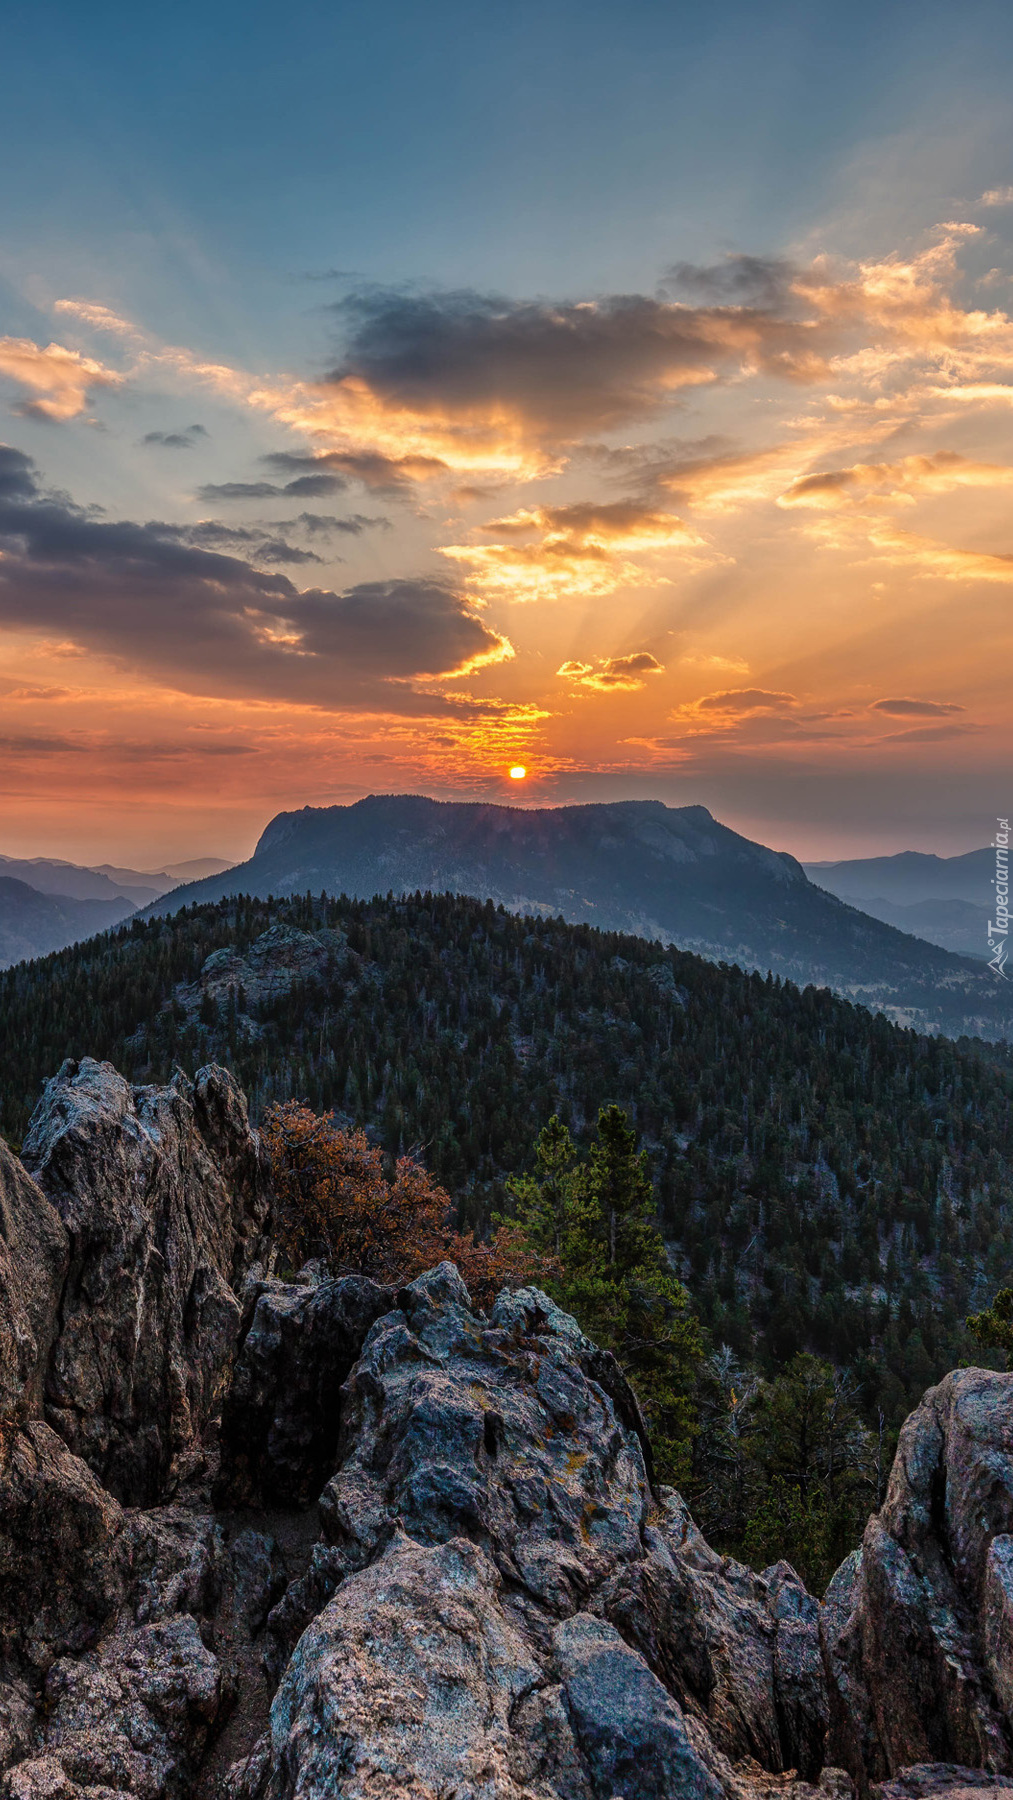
<box><xmin>988</xmin><ymin>816</ymin><xmax>1010</xmax><ymax>978</ymax></box>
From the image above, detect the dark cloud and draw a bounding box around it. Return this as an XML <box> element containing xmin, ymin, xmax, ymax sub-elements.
<box><xmin>0</xmin><ymin>445</ymin><xmax>511</xmax><ymax>713</ymax></box>
<box><xmin>262</xmin><ymin>449</ymin><xmax>445</xmax><ymax>492</ymax></box>
<box><xmin>322</xmin><ymin>283</ymin><xmax>828</xmax><ymax>444</ymax></box>
<box><xmin>155</xmin><ymin>511</ymin><xmax>389</xmax><ymax>565</ymax></box>
<box><xmin>195</xmin><ymin>469</ymin><xmax>349</xmax><ymax>502</ymax></box>
<box><xmin>0</xmin><ymin>733</ymin><xmax>88</xmax><ymax>754</ymax></box>
<box><xmin>282</xmin><ymin>473</ymin><xmax>349</xmax><ymax>497</ymax></box>
<box><xmin>660</xmin><ymin>255</ymin><xmax>798</xmax><ymax>310</ymax></box>
<box><xmin>147</xmin><ymin>519</ymin><xmax>324</xmax><ymax>566</ymax></box>
<box><xmin>143</xmin><ymin>424</ymin><xmax>208</xmax><ymax>450</ymax></box>
<box><xmin>0</xmin><ymin>735</ymin><xmax>258</xmax><ymax>760</ymax></box>
<box><xmin>196</xmin><ymin>481</ymin><xmax>284</xmax><ymax>501</ymax></box>
<box><xmin>879</xmin><ymin>722</ymin><xmax>981</xmax><ymax>743</ymax></box>
<box><xmin>871</xmin><ymin>697</ymin><xmax>964</xmax><ymax>717</ymax></box>
<box><xmin>253</xmin><ymin>537</ymin><xmax>323</xmax><ymax>565</ymax></box>
<box><xmin>0</xmin><ymin>446</ymin><xmax>39</xmax><ymax>500</ymax></box>
<box><xmin>270</xmin><ymin>511</ymin><xmax>391</xmax><ymax>537</ymax></box>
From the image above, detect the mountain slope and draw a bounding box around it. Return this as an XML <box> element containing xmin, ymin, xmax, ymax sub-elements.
<box><xmin>151</xmin><ymin>794</ymin><xmax>1011</xmax><ymax>1040</ymax></box>
<box><xmin>0</xmin><ymin>876</ymin><xmax>133</xmax><ymax>967</ymax></box>
<box><xmin>824</xmin><ymin>894</ymin><xmax>992</xmax><ymax>959</ymax></box>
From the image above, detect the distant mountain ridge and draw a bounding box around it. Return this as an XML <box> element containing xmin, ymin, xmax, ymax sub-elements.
<box><xmin>0</xmin><ymin>853</ymin><xmax>236</xmax><ymax>966</ymax></box>
<box><xmin>804</xmin><ymin>845</ymin><xmax>993</xmax><ymax>905</ymax></box>
<box><xmin>0</xmin><ymin>876</ymin><xmax>133</xmax><ymax>967</ymax></box>
<box><xmin>0</xmin><ymin>852</ymin><xmax>236</xmax><ymax>907</ymax></box>
<box><xmin>805</xmin><ymin>846</ymin><xmax>994</xmax><ymax>959</ymax></box>
<box><xmin>149</xmin><ymin>794</ymin><xmax>1012</xmax><ymax>1041</ymax></box>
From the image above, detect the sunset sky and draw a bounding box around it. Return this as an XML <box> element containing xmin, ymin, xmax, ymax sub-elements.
<box><xmin>2</xmin><ymin>0</ymin><xmax>1013</xmax><ymax>867</ymax></box>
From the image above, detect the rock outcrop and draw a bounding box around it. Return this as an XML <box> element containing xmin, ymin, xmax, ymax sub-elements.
<box><xmin>238</xmin><ymin>1267</ymin><xmax>832</xmax><ymax>1798</ymax></box>
<box><xmin>0</xmin><ymin>1062</ymin><xmax>274</xmax><ymax>1800</ymax></box>
<box><xmin>20</xmin><ymin>1057</ymin><xmax>272</xmax><ymax>1504</ymax></box>
<box><xmin>9</xmin><ymin>1055</ymin><xmax>1013</xmax><ymax>1799</ymax></box>
<box><xmin>824</xmin><ymin>1369</ymin><xmax>1013</xmax><ymax>1785</ymax></box>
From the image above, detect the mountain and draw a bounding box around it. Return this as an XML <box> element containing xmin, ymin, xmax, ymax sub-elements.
<box><xmin>0</xmin><ymin>853</ymin><xmax>171</xmax><ymax>907</ymax></box>
<box><xmin>0</xmin><ymin>875</ymin><xmax>133</xmax><ymax>967</ymax></box>
<box><xmin>0</xmin><ymin>853</ymin><xmax>236</xmax><ymax>909</ymax></box>
<box><xmin>159</xmin><ymin>856</ymin><xmax>236</xmax><ymax>881</ymax></box>
<box><xmin>803</xmin><ymin>847</ymin><xmax>996</xmax><ymax>959</ymax></box>
<box><xmin>804</xmin><ymin>845</ymin><xmax>993</xmax><ymax>905</ymax></box>
<box><xmin>826</xmin><ymin>894</ymin><xmax>992</xmax><ymax>959</ymax></box>
<box><xmin>149</xmin><ymin>794</ymin><xmax>1011</xmax><ymax>1041</ymax></box>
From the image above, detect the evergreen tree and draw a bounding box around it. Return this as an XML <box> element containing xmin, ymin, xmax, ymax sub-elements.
<box><xmin>510</xmin><ymin>1104</ymin><xmax>703</xmax><ymax>1483</ymax></box>
<box><xmin>966</xmin><ymin>1287</ymin><xmax>1013</xmax><ymax>1366</ymax></box>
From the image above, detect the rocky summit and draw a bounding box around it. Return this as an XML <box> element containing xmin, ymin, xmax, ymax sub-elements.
<box><xmin>5</xmin><ymin>1063</ymin><xmax>1013</xmax><ymax>1797</ymax></box>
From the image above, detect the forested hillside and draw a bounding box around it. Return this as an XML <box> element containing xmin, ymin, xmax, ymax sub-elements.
<box><xmin>2</xmin><ymin>890</ymin><xmax>1012</xmax><ymax>1432</ymax></box>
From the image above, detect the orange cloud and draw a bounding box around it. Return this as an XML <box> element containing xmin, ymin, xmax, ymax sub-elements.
<box><xmin>557</xmin><ymin>651</ymin><xmax>664</xmax><ymax>691</ymax></box>
<box><xmin>441</xmin><ymin>501</ymin><xmax>707</xmax><ymax>601</ymax></box>
<box><xmin>692</xmin><ymin>687</ymin><xmax>797</xmax><ymax>713</ymax></box>
<box><xmin>778</xmin><ymin>451</ymin><xmax>1013</xmax><ymax>510</ymax></box>
<box><xmin>0</xmin><ymin>337</ymin><xmax>124</xmax><ymax>420</ymax></box>
<box><xmin>870</xmin><ymin>697</ymin><xmax>964</xmax><ymax>717</ymax></box>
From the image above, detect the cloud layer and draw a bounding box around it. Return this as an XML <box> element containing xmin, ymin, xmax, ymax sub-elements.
<box><xmin>0</xmin><ymin>447</ymin><xmax>511</xmax><ymax>712</ymax></box>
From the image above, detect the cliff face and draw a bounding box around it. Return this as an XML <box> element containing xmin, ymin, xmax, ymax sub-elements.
<box><xmin>20</xmin><ymin>1058</ymin><xmax>273</xmax><ymax>1505</ymax></box>
<box><xmin>2</xmin><ymin>1062</ymin><xmax>1013</xmax><ymax>1799</ymax></box>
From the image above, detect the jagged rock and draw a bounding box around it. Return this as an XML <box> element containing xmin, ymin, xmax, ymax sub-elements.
<box><xmin>260</xmin><ymin>1544</ymin><xmax>348</xmax><ymax>1688</ymax></box>
<box><xmin>245</xmin><ymin>1264</ymin><xmax>830</xmax><ymax>1798</ymax></box>
<box><xmin>0</xmin><ymin>1139</ymin><xmax>67</xmax><ymax>1425</ymax></box>
<box><xmin>187</xmin><ymin>926</ymin><xmax>346</xmax><ymax>1017</ymax></box>
<box><xmin>0</xmin><ymin>1421</ymin><xmax>125</xmax><ymax>1679</ymax></box>
<box><xmin>267</xmin><ymin>1533</ymin><xmax>571</xmax><ymax>1799</ymax></box>
<box><xmin>314</xmin><ymin>1266</ymin><xmax>650</xmax><ymax>1612</ymax></box>
<box><xmin>20</xmin><ymin>1059</ymin><xmax>272</xmax><ymax>1505</ymax></box>
<box><xmin>0</xmin><ymin>1049</ymin><xmax>858</xmax><ymax>1800</ymax></box>
<box><xmin>0</xmin><ymin>1685</ymin><xmax>33</xmax><ymax>1776</ymax></box>
<box><xmin>215</xmin><ymin>1272</ymin><xmax>394</xmax><ymax>1508</ymax></box>
<box><xmin>824</xmin><ymin>1369</ymin><xmax>1013</xmax><ymax>1784</ymax></box>
<box><xmin>5</xmin><ymin>1617</ymin><xmax>225</xmax><ymax>1800</ymax></box>
<box><xmin>599</xmin><ymin>1496</ymin><xmax>827</xmax><ymax>1776</ymax></box>
<box><xmin>221</xmin><ymin>1530</ymin><xmax>287</xmax><ymax>1638</ymax></box>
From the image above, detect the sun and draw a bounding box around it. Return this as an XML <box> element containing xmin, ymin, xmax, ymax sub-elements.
<box><xmin>509</xmin><ymin>765</ymin><xmax>527</xmax><ymax>780</ymax></box>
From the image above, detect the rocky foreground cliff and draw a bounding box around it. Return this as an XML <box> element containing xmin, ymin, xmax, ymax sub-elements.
<box><xmin>3</xmin><ymin>1061</ymin><xmax>1013</xmax><ymax>1798</ymax></box>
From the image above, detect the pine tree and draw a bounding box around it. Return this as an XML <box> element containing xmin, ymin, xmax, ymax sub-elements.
<box><xmin>509</xmin><ymin>1104</ymin><xmax>703</xmax><ymax>1483</ymax></box>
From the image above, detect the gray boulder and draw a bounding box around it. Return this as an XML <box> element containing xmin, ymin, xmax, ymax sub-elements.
<box><xmin>552</xmin><ymin>1610</ymin><xmax>726</xmax><ymax>1799</ymax></box>
<box><xmin>21</xmin><ymin>1059</ymin><xmax>272</xmax><ymax>1504</ymax></box>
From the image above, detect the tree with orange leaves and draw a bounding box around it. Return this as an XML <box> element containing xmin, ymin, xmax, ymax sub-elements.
<box><xmin>262</xmin><ymin>1101</ymin><xmax>555</xmax><ymax>1307</ymax></box>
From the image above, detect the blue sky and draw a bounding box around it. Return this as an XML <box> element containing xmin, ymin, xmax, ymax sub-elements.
<box><xmin>7</xmin><ymin>0</ymin><xmax>1013</xmax><ymax>338</ymax></box>
<box><xmin>1</xmin><ymin>0</ymin><xmax>1012</xmax><ymax>863</ymax></box>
